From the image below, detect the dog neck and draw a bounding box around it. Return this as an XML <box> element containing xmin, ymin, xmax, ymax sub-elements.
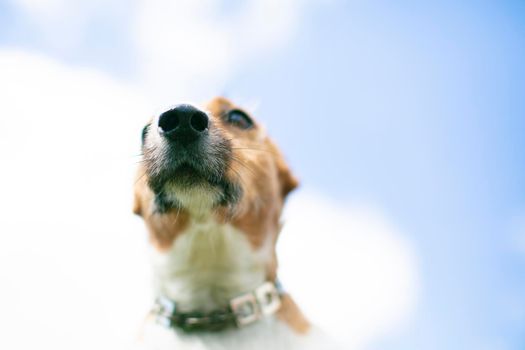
<box><xmin>150</xmin><ymin>215</ymin><xmax>273</xmax><ymax>313</ymax></box>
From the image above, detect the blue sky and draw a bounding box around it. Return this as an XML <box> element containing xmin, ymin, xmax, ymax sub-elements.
<box><xmin>236</xmin><ymin>3</ymin><xmax>525</xmax><ymax>346</ymax></box>
<box><xmin>1</xmin><ymin>0</ymin><xmax>524</xmax><ymax>349</ymax></box>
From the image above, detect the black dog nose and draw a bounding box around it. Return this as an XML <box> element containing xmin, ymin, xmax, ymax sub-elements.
<box><xmin>158</xmin><ymin>105</ymin><xmax>209</xmax><ymax>144</ymax></box>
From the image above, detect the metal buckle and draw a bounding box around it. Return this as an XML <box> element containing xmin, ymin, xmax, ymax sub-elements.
<box><xmin>154</xmin><ymin>296</ymin><xmax>176</xmax><ymax>327</ymax></box>
<box><xmin>156</xmin><ymin>296</ymin><xmax>176</xmax><ymax>313</ymax></box>
<box><xmin>230</xmin><ymin>293</ymin><xmax>261</xmax><ymax>327</ymax></box>
<box><xmin>255</xmin><ymin>282</ymin><xmax>282</xmax><ymax>316</ymax></box>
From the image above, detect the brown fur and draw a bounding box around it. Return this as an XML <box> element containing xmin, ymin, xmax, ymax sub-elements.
<box><xmin>134</xmin><ymin>97</ymin><xmax>309</xmax><ymax>333</ymax></box>
<box><xmin>134</xmin><ymin>167</ymin><xmax>190</xmax><ymax>251</ymax></box>
<box><xmin>277</xmin><ymin>294</ymin><xmax>312</xmax><ymax>334</ymax></box>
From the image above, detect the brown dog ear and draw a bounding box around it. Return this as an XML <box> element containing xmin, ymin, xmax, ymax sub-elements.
<box><xmin>277</xmin><ymin>157</ymin><xmax>299</xmax><ymax>198</ymax></box>
<box><xmin>133</xmin><ymin>189</ymin><xmax>143</xmax><ymax>216</ymax></box>
<box><xmin>133</xmin><ymin>169</ymin><xmax>147</xmax><ymax>216</ymax></box>
<box><xmin>267</xmin><ymin>140</ymin><xmax>299</xmax><ymax>198</ymax></box>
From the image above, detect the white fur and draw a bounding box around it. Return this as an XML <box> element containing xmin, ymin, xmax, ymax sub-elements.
<box><xmin>140</xmin><ymin>213</ymin><xmax>342</xmax><ymax>349</ymax></box>
<box><xmin>164</xmin><ymin>183</ymin><xmax>222</xmax><ymax>219</ymax></box>
<box><xmin>150</xmin><ymin>217</ymin><xmax>268</xmax><ymax>311</ymax></box>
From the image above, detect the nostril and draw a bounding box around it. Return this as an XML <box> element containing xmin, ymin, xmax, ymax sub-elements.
<box><xmin>190</xmin><ymin>111</ymin><xmax>209</xmax><ymax>132</ymax></box>
<box><xmin>158</xmin><ymin>110</ymin><xmax>180</xmax><ymax>133</ymax></box>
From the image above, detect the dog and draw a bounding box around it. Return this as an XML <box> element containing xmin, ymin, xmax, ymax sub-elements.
<box><xmin>133</xmin><ymin>97</ymin><xmax>339</xmax><ymax>349</ymax></box>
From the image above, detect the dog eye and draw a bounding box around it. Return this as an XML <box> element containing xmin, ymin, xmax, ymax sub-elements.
<box><xmin>226</xmin><ymin>109</ymin><xmax>254</xmax><ymax>130</ymax></box>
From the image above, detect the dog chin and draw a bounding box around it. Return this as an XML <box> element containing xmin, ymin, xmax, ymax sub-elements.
<box><xmin>146</xmin><ymin>159</ymin><xmax>243</xmax><ymax>215</ymax></box>
<box><xmin>151</xmin><ymin>175</ymin><xmax>242</xmax><ymax>216</ymax></box>
<box><xmin>162</xmin><ymin>182</ymin><xmax>223</xmax><ymax>215</ymax></box>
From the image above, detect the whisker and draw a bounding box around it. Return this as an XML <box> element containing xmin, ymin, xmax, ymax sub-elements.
<box><xmin>226</xmin><ymin>163</ymin><xmax>248</xmax><ymax>190</ymax></box>
<box><xmin>171</xmin><ymin>205</ymin><xmax>182</xmax><ymax>227</ymax></box>
<box><xmin>134</xmin><ymin>171</ymin><xmax>148</xmax><ymax>185</ymax></box>
<box><xmin>230</xmin><ymin>156</ymin><xmax>257</xmax><ymax>176</ymax></box>
<box><xmin>231</xmin><ymin>147</ymin><xmax>275</xmax><ymax>154</ymax></box>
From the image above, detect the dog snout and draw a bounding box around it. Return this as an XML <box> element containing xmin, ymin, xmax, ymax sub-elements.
<box><xmin>158</xmin><ymin>105</ymin><xmax>209</xmax><ymax>145</ymax></box>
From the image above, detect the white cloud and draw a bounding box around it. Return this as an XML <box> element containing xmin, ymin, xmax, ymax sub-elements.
<box><xmin>133</xmin><ymin>0</ymin><xmax>304</xmax><ymax>104</ymax></box>
<box><xmin>8</xmin><ymin>0</ymin><xmax>114</xmax><ymax>53</ymax></box>
<box><xmin>134</xmin><ymin>0</ymin><xmax>233</xmax><ymax>103</ymax></box>
<box><xmin>0</xmin><ymin>50</ymin><xmax>152</xmax><ymax>349</ymax></box>
<box><xmin>13</xmin><ymin>0</ymin><xmax>69</xmax><ymax>18</ymax></box>
<box><xmin>279</xmin><ymin>191</ymin><xmax>418</xmax><ymax>348</ymax></box>
<box><xmin>9</xmin><ymin>0</ymin><xmax>306</xmax><ymax>104</ymax></box>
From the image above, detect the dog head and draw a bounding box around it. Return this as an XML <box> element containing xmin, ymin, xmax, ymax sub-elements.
<box><xmin>134</xmin><ymin>97</ymin><xmax>298</xmax><ymax>267</ymax></box>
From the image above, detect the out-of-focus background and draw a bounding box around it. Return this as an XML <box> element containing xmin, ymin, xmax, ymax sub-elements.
<box><xmin>0</xmin><ymin>0</ymin><xmax>524</xmax><ymax>349</ymax></box>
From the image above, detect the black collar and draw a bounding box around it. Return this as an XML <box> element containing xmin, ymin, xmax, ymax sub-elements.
<box><xmin>152</xmin><ymin>281</ymin><xmax>283</xmax><ymax>332</ymax></box>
